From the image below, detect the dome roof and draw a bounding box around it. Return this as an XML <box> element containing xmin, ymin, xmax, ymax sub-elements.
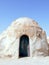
<box><xmin>11</xmin><ymin>17</ymin><xmax>39</xmax><ymax>27</ymax></box>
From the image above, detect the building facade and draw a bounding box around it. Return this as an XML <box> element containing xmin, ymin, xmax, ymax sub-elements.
<box><xmin>0</xmin><ymin>17</ymin><xmax>48</xmax><ymax>59</ymax></box>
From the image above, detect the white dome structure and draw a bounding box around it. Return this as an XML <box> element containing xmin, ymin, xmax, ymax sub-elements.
<box><xmin>0</xmin><ymin>17</ymin><xmax>48</xmax><ymax>59</ymax></box>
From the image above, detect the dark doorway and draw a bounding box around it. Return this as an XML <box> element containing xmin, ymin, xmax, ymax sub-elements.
<box><xmin>19</xmin><ymin>35</ymin><xmax>29</xmax><ymax>58</ymax></box>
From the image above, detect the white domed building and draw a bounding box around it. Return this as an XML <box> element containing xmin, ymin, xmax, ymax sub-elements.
<box><xmin>0</xmin><ymin>17</ymin><xmax>48</xmax><ymax>59</ymax></box>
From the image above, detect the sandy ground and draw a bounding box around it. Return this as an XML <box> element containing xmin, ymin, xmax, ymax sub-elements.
<box><xmin>0</xmin><ymin>57</ymin><xmax>49</xmax><ymax>65</ymax></box>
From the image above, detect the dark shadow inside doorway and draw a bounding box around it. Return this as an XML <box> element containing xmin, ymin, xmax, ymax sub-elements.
<box><xmin>19</xmin><ymin>35</ymin><xmax>30</xmax><ymax>58</ymax></box>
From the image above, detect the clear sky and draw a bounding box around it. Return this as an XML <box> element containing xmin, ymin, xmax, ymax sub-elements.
<box><xmin>0</xmin><ymin>0</ymin><xmax>49</xmax><ymax>36</ymax></box>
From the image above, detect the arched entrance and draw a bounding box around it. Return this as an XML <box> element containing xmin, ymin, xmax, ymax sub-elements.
<box><xmin>19</xmin><ymin>35</ymin><xmax>30</xmax><ymax>58</ymax></box>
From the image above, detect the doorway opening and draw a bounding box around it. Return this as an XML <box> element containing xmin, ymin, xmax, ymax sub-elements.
<box><xmin>19</xmin><ymin>35</ymin><xmax>30</xmax><ymax>58</ymax></box>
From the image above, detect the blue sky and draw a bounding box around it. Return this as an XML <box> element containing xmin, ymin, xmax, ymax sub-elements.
<box><xmin>0</xmin><ymin>0</ymin><xmax>49</xmax><ymax>36</ymax></box>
